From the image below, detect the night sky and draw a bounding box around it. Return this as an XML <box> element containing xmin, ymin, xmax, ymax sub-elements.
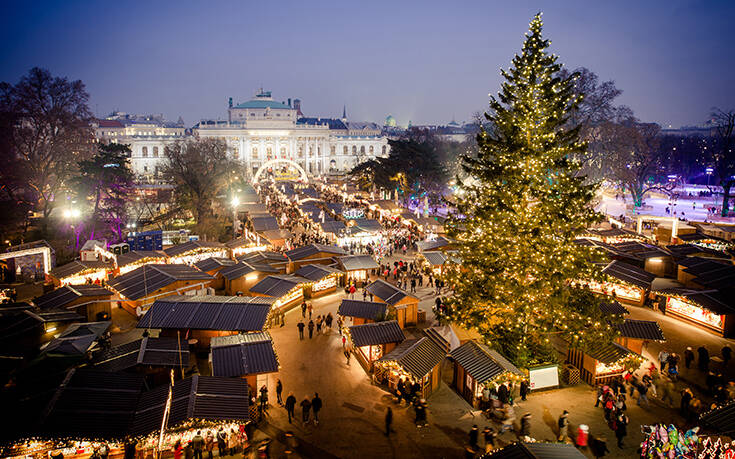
<box><xmin>2</xmin><ymin>0</ymin><xmax>733</xmax><ymax>128</ymax></box>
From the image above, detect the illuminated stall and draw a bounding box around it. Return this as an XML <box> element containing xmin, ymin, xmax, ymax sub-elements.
<box><xmin>585</xmin><ymin>260</ymin><xmax>655</xmax><ymax>306</ymax></box>
<box><xmin>33</xmin><ymin>284</ymin><xmax>114</xmax><ymax>322</ymax></box>
<box><xmin>615</xmin><ymin>318</ymin><xmax>666</xmax><ymax>354</ymax></box>
<box><xmin>47</xmin><ymin>260</ymin><xmax>113</xmax><ymax>287</ymax></box>
<box><xmin>226</xmin><ymin>236</ymin><xmax>270</xmax><ymax>258</ymax></box>
<box><xmin>366</xmin><ymin>279</ymin><xmax>419</xmax><ymax>329</ymax></box>
<box><xmin>450</xmin><ymin>340</ymin><xmax>525</xmax><ymax>408</ymax></box>
<box><xmin>374</xmin><ymin>337</ymin><xmax>446</xmax><ymax>399</ymax></box>
<box><xmin>347</xmin><ymin>321</ymin><xmax>405</xmax><ymax>373</ymax></box>
<box><xmin>419</xmin><ymin>251</ymin><xmax>448</xmax><ymax>275</ymax></box>
<box><xmin>336</xmin><ymin>219</ymin><xmax>385</xmax><ymax>247</ymax></box>
<box><xmin>567</xmin><ymin>342</ymin><xmax>644</xmax><ymax>386</ymax></box>
<box><xmin>210</xmin><ymin>332</ymin><xmax>280</xmax><ymax>389</ymax></box>
<box><xmin>338</xmin><ymin>299</ymin><xmax>388</xmax><ymax>326</ymax></box>
<box><xmin>248</xmin><ymin>274</ymin><xmax>308</xmax><ymax>312</ymax></box>
<box><xmin>221</xmin><ymin>261</ymin><xmax>280</xmax><ymax>296</ymax></box>
<box><xmin>115</xmin><ymin>250</ymin><xmax>168</xmax><ymax>275</ymax></box>
<box><xmin>285</xmin><ymin>243</ymin><xmax>347</xmax><ymax>272</ymax></box>
<box><xmin>195</xmin><ymin>257</ymin><xmax>237</xmax><ymax>290</ymax></box>
<box><xmin>663</xmin><ymin>293</ymin><xmax>735</xmax><ymax>337</ymax></box>
<box><xmin>163</xmin><ymin>240</ymin><xmax>228</xmax><ymax>265</ymax></box>
<box><xmin>335</xmin><ymin>254</ymin><xmax>379</xmax><ymax>286</ymax></box>
<box><xmin>294</xmin><ymin>264</ymin><xmax>342</xmax><ymax>298</ymax></box>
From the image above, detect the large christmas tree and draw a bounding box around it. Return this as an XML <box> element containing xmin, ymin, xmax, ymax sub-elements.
<box><xmin>444</xmin><ymin>13</ymin><xmax>617</xmax><ymax>366</ymax></box>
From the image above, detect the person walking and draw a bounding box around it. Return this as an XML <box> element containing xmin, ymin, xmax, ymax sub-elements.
<box><xmin>658</xmin><ymin>349</ymin><xmax>669</xmax><ymax>372</ymax></box>
<box><xmin>468</xmin><ymin>425</ymin><xmax>479</xmax><ymax>450</ymax></box>
<box><xmin>614</xmin><ymin>413</ymin><xmax>628</xmax><ymax>448</ymax></box>
<box><xmin>308</xmin><ymin>319</ymin><xmax>314</xmax><ymax>339</ymax></box>
<box><xmin>307</xmin><ymin>303</ymin><xmax>313</xmax><ymax>319</ymax></box>
<box><xmin>722</xmin><ymin>345</ymin><xmax>732</xmax><ymax>367</ymax></box>
<box><xmin>590</xmin><ymin>436</ymin><xmax>609</xmax><ymax>458</ymax></box>
<box><xmin>300</xmin><ymin>396</ymin><xmax>312</xmax><ymax>424</ymax></box>
<box><xmin>216</xmin><ymin>428</ymin><xmax>227</xmax><ymax>457</ymax></box>
<box><xmin>483</xmin><ymin>427</ymin><xmax>496</xmax><ymax>453</ymax></box>
<box><xmin>297</xmin><ymin>320</ymin><xmax>305</xmax><ymax>340</ymax></box>
<box><xmin>684</xmin><ymin>347</ymin><xmax>695</xmax><ymax>369</ymax></box>
<box><xmin>280</xmin><ymin>310</ymin><xmax>285</xmax><ymax>327</ymax></box>
<box><xmin>326</xmin><ymin>312</ymin><xmax>333</xmax><ymax>329</ymax></box>
<box><xmin>204</xmin><ymin>431</ymin><xmax>214</xmax><ymax>459</ymax></box>
<box><xmin>519</xmin><ymin>413</ymin><xmax>532</xmax><ymax>439</ymax></box>
<box><xmin>301</xmin><ymin>301</ymin><xmax>307</xmax><ymax>318</ymax></box>
<box><xmin>385</xmin><ymin>407</ymin><xmax>393</xmax><ymax>437</ymax></box>
<box><xmin>698</xmin><ymin>346</ymin><xmax>710</xmax><ymax>371</ymax></box>
<box><xmin>557</xmin><ymin>410</ymin><xmax>569</xmax><ymax>442</ymax></box>
<box><xmin>636</xmin><ymin>382</ymin><xmax>650</xmax><ymax>407</ymax></box>
<box><xmin>344</xmin><ymin>348</ymin><xmax>351</xmax><ymax>365</ymax></box>
<box><xmin>276</xmin><ymin>379</ymin><xmax>283</xmax><ymax>405</ymax></box>
<box><xmin>316</xmin><ymin>315</ymin><xmax>322</xmax><ymax>334</ymax></box>
<box><xmin>520</xmin><ymin>379</ymin><xmax>530</xmax><ymax>401</ymax></box>
<box><xmin>311</xmin><ymin>393</ymin><xmax>322</xmax><ymax>425</ymax></box>
<box><xmin>192</xmin><ymin>432</ymin><xmax>204</xmax><ymax>459</ymax></box>
<box><xmin>285</xmin><ymin>393</ymin><xmax>296</xmax><ymax>424</ymax></box>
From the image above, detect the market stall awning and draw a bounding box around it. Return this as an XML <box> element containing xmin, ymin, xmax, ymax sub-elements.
<box><xmin>699</xmin><ymin>401</ymin><xmax>735</xmax><ymax>435</ymax></box>
<box><xmin>257</xmin><ymin>229</ymin><xmax>294</xmax><ymax>243</ymax></box>
<box><xmin>488</xmin><ymin>442</ymin><xmax>587</xmax><ymax>458</ymax></box>
<box><xmin>321</xmin><ymin>220</ymin><xmax>347</xmax><ymax>235</ymax></box>
<box><xmin>211</xmin><ymin>332</ymin><xmax>279</xmax><ymax>377</ymax></box>
<box><xmin>137</xmin><ymin>295</ymin><xmax>274</xmax><ymax>332</ymax></box>
<box><xmin>107</xmin><ymin>264</ymin><xmax>214</xmax><ymax>301</ymax></box>
<box><xmin>598</xmin><ymin>301</ymin><xmax>629</xmax><ymax>315</ymax></box>
<box><xmin>351</xmin><ymin>218</ymin><xmax>383</xmax><ymax>233</ymax></box>
<box><xmin>366</xmin><ymin>279</ymin><xmax>417</xmax><ymax>306</ymax></box>
<box><xmin>33</xmin><ymin>284</ymin><xmax>112</xmax><ymax>310</ymax></box>
<box><xmin>338</xmin><ymin>299</ymin><xmax>387</xmax><ymax>320</ymax></box>
<box><xmin>237</xmin><ymin>250</ymin><xmax>289</xmax><ymax>268</ymax></box>
<box><xmin>49</xmin><ymin>260</ymin><xmax>113</xmax><ymax>280</ymax></box>
<box><xmin>249</xmin><ymin>274</ymin><xmax>308</xmax><ymax>297</ymax></box>
<box><xmin>601</xmin><ymin>260</ymin><xmax>655</xmax><ymax>290</ymax></box>
<box><xmin>336</xmin><ymin>255</ymin><xmax>379</xmax><ymax>271</ymax></box>
<box><xmin>349</xmin><ymin>320</ymin><xmax>405</xmax><ymax>347</ymax></box>
<box><xmin>195</xmin><ymin>257</ymin><xmax>236</xmax><ymax>273</ymax></box>
<box><xmin>285</xmin><ymin>243</ymin><xmax>347</xmax><ymax>261</ymax></box>
<box><xmin>416</xmin><ymin>237</ymin><xmax>452</xmax><ymax>252</ymax></box>
<box><xmin>294</xmin><ymin>263</ymin><xmax>342</xmax><ymax>281</ymax></box>
<box><xmin>251</xmin><ymin>215</ymin><xmax>280</xmax><ymax>232</ymax></box>
<box><xmin>41</xmin><ymin>321</ymin><xmax>111</xmax><ymax>355</ymax></box>
<box><xmin>220</xmin><ymin>261</ymin><xmax>280</xmax><ymax>281</ymax></box>
<box><xmin>585</xmin><ymin>342</ymin><xmax>632</xmax><ymax>365</ymax></box>
<box><xmin>616</xmin><ymin>319</ymin><xmax>665</xmax><ymax>341</ymax></box>
<box><xmin>163</xmin><ymin>240</ymin><xmax>226</xmax><ymax>258</ymax></box>
<box><xmin>377</xmin><ymin>337</ymin><xmax>446</xmax><ymax>380</ymax></box>
<box><xmin>450</xmin><ymin>341</ymin><xmax>522</xmax><ymax>385</ymax></box>
<box><xmin>116</xmin><ymin>250</ymin><xmax>167</xmax><ymax>268</ymax></box>
<box><xmin>91</xmin><ymin>336</ymin><xmax>190</xmax><ymax>372</ymax></box>
<box><xmin>422</xmin><ymin>251</ymin><xmax>448</xmax><ymax>266</ymax></box>
<box><xmin>225</xmin><ymin>235</ymin><xmax>260</xmax><ymax>249</ymax></box>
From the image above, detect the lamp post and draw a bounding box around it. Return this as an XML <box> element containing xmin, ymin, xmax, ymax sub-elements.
<box><xmin>231</xmin><ymin>196</ymin><xmax>240</xmax><ymax>239</ymax></box>
<box><xmin>63</xmin><ymin>207</ymin><xmax>81</xmax><ymax>252</ymax></box>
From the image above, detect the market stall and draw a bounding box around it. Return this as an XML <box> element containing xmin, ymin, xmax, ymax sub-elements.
<box><xmin>293</xmin><ymin>263</ymin><xmax>342</xmax><ymax>298</ymax></box>
<box><xmin>374</xmin><ymin>337</ymin><xmax>446</xmax><ymax>399</ymax></box>
<box><xmin>347</xmin><ymin>320</ymin><xmax>405</xmax><ymax>372</ymax></box>
<box><xmin>584</xmin><ymin>260</ymin><xmax>655</xmax><ymax>306</ymax></box>
<box><xmin>567</xmin><ymin>342</ymin><xmax>644</xmax><ymax>386</ymax></box>
<box><xmin>195</xmin><ymin>257</ymin><xmax>237</xmax><ymax>290</ymax></box>
<box><xmin>47</xmin><ymin>260</ymin><xmax>113</xmax><ymax>287</ymax></box>
<box><xmin>163</xmin><ymin>240</ymin><xmax>228</xmax><ymax>265</ymax></box>
<box><xmin>210</xmin><ymin>331</ymin><xmax>279</xmax><ymax>389</ymax></box>
<box><xmin>338</xmin><ymin>299</ymin><xmax>388</xmax><ymax>325</ymax></box>
<box><xmin>248</xmin><ymin>274</ymin><xmax>308</xmax><ymax>312</ymax></box>
<box><xmin>615</xmin><ymin>318</ymin><xmax>666</xmax><ymax>354</ymax></box>
<box><xmin>662</xmin><ymin>291</ymin><xmax>735</xmax><ymax>337</ymax></box>
<box><xmin>220</xmin><ymin>261</ymin><xmax>280</xmax><ymax>296</ymax></box>
<box><xmin>366</xmin><ymin>279</ymin><xmax>419</xmax><ymax>328</ymax></box>
<box><xmin>33</xmin><ymin>284</ymin><xmax>114</xmax><ymax>322</ymax></box>
<box><xmin>450</xmin><ymin>340</ymin><xmax>524</xmax><ymax>408</ymax></box>
<box><xmin>335</xmin><ymin>254</ymin><xmax>378</xmax><ymax>286</ymax></box>
<box><xmin>115</xmin><ymin>250</ymin><xmax>168</xmax><ymax>275</ymax></box>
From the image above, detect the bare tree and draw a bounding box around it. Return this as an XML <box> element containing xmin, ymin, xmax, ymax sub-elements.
<box><xmin>0</xmin><ymin>67</ymin><xmax>93</xmax><ymax>220</ymax></box>
<box><xmin>710</xmin><ymin>109</ymin><xmax>735</xmax><ymax>216</ymax></box>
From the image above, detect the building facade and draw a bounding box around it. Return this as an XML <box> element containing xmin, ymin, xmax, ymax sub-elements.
<box><xmin>95</xmin><ymin>90</ymin><xmax>389</xmax><ymax>180</ymax></box>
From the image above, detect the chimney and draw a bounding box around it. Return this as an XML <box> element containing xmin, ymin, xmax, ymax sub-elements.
<box><xmin>293</xmin><ymin>99</ymin><xmax>303</xmax><ymax>117</ymax></box>
<box><xmin>288</xmin><ymin>98</ymin><xmax>292</xmax><ymax>107</ymax></box>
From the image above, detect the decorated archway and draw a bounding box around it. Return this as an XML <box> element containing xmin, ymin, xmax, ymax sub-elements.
<box><xmin>252</xmin><ymin>159</ymin><xmax>309</xmax><ymax>184</ymax></box>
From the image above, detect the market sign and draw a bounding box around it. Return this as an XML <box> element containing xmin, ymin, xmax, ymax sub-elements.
<box><xmin>528</xmin><ymin>364</ymin><xmax>558</xmax><ymax>390</ymax></box>
<box><xmin>342</xmin><ymin>208</ymin><xmax>365</xmax><ymax>219</ymax></box>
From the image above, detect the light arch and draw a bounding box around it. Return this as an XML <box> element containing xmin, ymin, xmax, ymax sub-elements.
<box><xmin>252</xmin><ymin>158</ymin><xmax>309</xmax><ymax>184</ymax></box>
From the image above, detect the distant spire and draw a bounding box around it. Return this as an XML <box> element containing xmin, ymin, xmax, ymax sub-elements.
<box><xmin>342</xmin><ymin>105</ymin><xmax>347</xmax><ymax>120</ymax></box>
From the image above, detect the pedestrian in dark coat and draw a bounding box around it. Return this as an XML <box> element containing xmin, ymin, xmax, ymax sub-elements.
<box><xmin>308</xmin><ymin>320</ymin><xmax>314</xmax><ymax>338</ymax></box>
<box><xmin>311</xmin><ymin>393</ymin><xmax>322</xmax><ymax>424</ymax></box>
<box><xmin>589</xmin><ymin>436</ymin><xmax>609</xmax><ymax>458</ymax></box>
<box><xmin>498</xmin><ymin>383</ymin><xmax>509</xmax><ymax>405</ymax></box>
<box><xmin>385</xmin><ymin>407</ymin><xmax>393</xmax><ymax>436</ymax></box>
<box><xmin>520</xmin><ymin>380</ymin><xmax>530</xmax><ymax>401</ymax></box>
<box><xmin>520</xmin><ymin>413</ymin><xmax>532</xmax><ymax>437</ymax></box>
<box><xmin>558</xmin><ymin>410</ymin><xmax>569</xmax><ymax>441</ymax></box>
<box><xmin>469</xmin><ymin>425</ymin><xmax>479</xmax><ymax>449</ymax></box>
<box><xmin>300</xmin><ymin>397</ymin><xmax>312</xmax><ymax>423</ymax></box>
<box><xmin>684</xmin><ymin>347</ymin><xmax>694</xmax><ymax>369</ymax></box>
<box><xmin>698</xmin><ymin>346</ymin><xmax>709</xmax><ymax>371</ymax></box>
<box><xmin>276</xmin><ymin>380</ymin><xmax>283</xmax><ymax>405</ymax></box>
<box><xmin>483</xmin><ymin>427</ymin><xmax>496</xmax><ymax>453</ymax></box>
<box><xmin>297</xmin><ymin>320</ymin><xmax>305</xmax><ymax>340</ymax></box>
<box><xmin>216</xmin><ymin>428</ymin><xmax>227</xmax><ymax>457</ymax></box>
<box><xmin>285</xmin><ymin>394</ymin><xmax>296</xmax><ymax>423</ymax></box>
<box><xmin>301</xmin><ymin>301</ymin><xmax>307</xmax><ymax>318</ymax></box>
<box><xmin>615</xmin><ymin>414</ymin><xmax>628</xmax><ymax>448</ymax></box>
<box><xmin>723</xmin><ymin>345</ymin><xmax>732</xmax><ymax>366</ymax></box>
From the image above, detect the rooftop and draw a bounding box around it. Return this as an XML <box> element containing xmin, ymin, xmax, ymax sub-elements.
<box><xmin>107</xmin><ymin>264</ymin><xmax>214</xmax><ymax>301</ymax></box>
<box><xmin>137</xmin><ymin>295</ymin><xmax>274</xmax><ymax>331</ymax></box>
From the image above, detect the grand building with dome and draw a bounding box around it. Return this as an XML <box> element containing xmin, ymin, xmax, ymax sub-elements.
<box><xmin>94</xmin><ymin>89</ymin><xmax>389</xmax><ymax>180</ymax></box>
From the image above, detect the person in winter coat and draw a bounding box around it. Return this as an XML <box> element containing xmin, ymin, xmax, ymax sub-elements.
<box><xmin>468</xmin><ymin>425</ymin><xmax>479</xmax><ymax>449</ymax></box>
<box><xmin>276</xmin><ymin>379</ymin><xmax>283</xmax><ymax>405</ymax></box>
<box><xmin>285</xmin><ymin>393</ymin><xmax>297</xmax><ymax>423</ymax></box>
<box><xmin>483</xmin><ymin>427</ymin><xmax>497</xmax><ymax>453</ymax></box>
<box><xmin>557</xmin><ymin>410</ymin><xmax>569</xmax><ymax>441</ymax></box>
<box><xmin>385</xmin><ymin>407</ymin><xmax>393</xmax><ymax>436</ymax></box>
<box><xmin>520</xmin><ymin>380</ymin><xmax>530</xmax><ymax>401</ymax></box>
<box><xmin>576</xmin><ymin>424</ymin><xmax>589</xmax><ymax>448</ymax></box>
<box><xmin>300</xmin><ymin>396</ymin><xmax>312</xmax><ymax>423</ymax></box>
<box><xmin>589</xmin><ymin>436</ymin><xmax>609</xmax><ymax>458</ymax></box>
<box><xmin>308</xmin><ymin>320</ymin><xmax>314</xmax><ymax>339</ymax></box>
<box><xmin>216</xmin><ymin>428</ymin><xmax>227</xmax><ymax>457</ymax></box>
<box><xmin>311</xmin><ymin>393</ymin><xmax>323</xmax><ymax>424</ymax></box>
<box><xmin>684</xmin><ymin>347</ymin><xmax>695</xmax><ymax>369</ymax></box>
<box><xmin>519</xmin><ymin>413</ymin><xmax>532</xmax><ymax>438</ymax></box>
<box><xmin>614</xmin><ymin>413</ymin><xmax>628</xmax><ymax>448</ymax></box>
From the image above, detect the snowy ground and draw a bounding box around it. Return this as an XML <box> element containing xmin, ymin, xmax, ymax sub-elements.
<box><xmin>597</xmin><ymin>184</ymin><xmax>726</xmax><ymax>222</ymax></box>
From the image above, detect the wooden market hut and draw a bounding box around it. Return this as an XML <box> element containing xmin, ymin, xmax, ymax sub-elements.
<box><xmin>489</xmin><ymin>443</ymin><xmax>587</xmax><ymax>459</ymax></box>
<box><xmin>194</xmin><ymin>257</ymin><xmax>237</xmax><ymax>290</ymax></box>
<box><xmin>450</xmin><ymin>340</ymin><xmax>524</xmax><ymax>407</ymax></box>
<box><xmin>284</xmin><ymin>243</ymin><xmax>347</xmax><ymax>272</ymax></box>
<box><xmin>365</xmin><ymin>279</ymin><xmax>419</xmax><ymax>328</ymax></box>
<box><xmin>32</xmin><ymin>284</ymin><xmax>114</xmax><ymax>322</ymax></box>
<box><xmin>47</xmin><ymin>260</ymin><xmax>113</xmax><ymax>286</ymax></box>
<box><xmin>586</xmin><ymin>260</ymin><xmax>655</xmax><ymax>307</ymax></box>
<box><xmin>221</xmin><ymin>262</ymin><xmax>281</xmax><ymax>296</ymax></box>
<box><xmin>293</xmin><ymin>264</ymin><xmax>342</xmax><ymax>298</ymax></box>
<box><xmin>416</xmin><ymin>236</ymin><xmax>454</xmax><ymax>253</ymax></box>
<box><xmin>225</xmin><ymin>235</ymin><xmax>269</xmax><ymax>258</ymax></box>
<box><xmin>320</xmin><ymin>220</ymin><xmax>347</xmax><ymax>242</ymax></box>
<box><xmin>567</xmin><ymin>342</ymin><xmax>642</xmax><ymax>386</ymax></box>
<box><xmin>137</xmin><ymin>295</ymin><xmax>274</xmax><ymax>348</ymax></box>
<box><xmin>662</xmin><ymin>289</ymin><xmax>735</xmax><ymax>337</ymax></box>
<box><xmin>258</xmin><ymin>229</ymin><xmax>294</xmax><ymax>249</ymax></box>
<box><xmin>615</xmin><ymin>318</ymin><xmax>666</xmax><ymax>354</ymax></box>
<box><xmin>348</xmin><ymin>320</ymin><xmax>405</xmax><ymax>372</ymax></box>
<box><xmin>163</xmin><ymin>240</ymin><xmax>228</xmax><ymax>264</ymax></box>
<box><xmin>90</xmin><ymin>336</ymin><xmax>190</xmax><ymax>383</ymax></box>
<box><xmin>248</xmin><ymin>274</ymin><xmax>308</xmax><ymax>312</ymax></box>
<box><xmin>338</xmin><ymin>299</ymin><xmax>388</xmax><ymax>325</ymax></box>
<box><xmin>40</xmin><ymin>321</ymin><xmax>111</xmax><ymax>357</ymax></box>
<box><xmin>419</xmin><ymin>251</ymin><xmax>449</xmax><ymax>275</ymax></box>
<box><xmin>237</xmin><ymin>251</ymin><xmax>289</xmax><ymax>272</ymax></box>
<box><xmin>335</xmin><ymin>254</ymin><xmax>378</xmax><ymax>286</ymax></box>
<box><xmin>210</xmin><ymin>331</ymin><xmax>279</xmax><ymax>389</ymax></box>
<box><xmin>115</xmin><ymin>250</ymin><xmax>167</xmax><ymax>275</ymax></box>
<box><xmin>374</xmin><ymin>336</ymin><xmax>446</xmax><ymax>399</ymax></box>
<box><xmin>0</xmin><ymin>307</ymin><xmax>84</xmax><ymax>357</ymax></box>
<box><xmin>107</xmin><ymin>264</ymin><xmax>214</xmax><ymax>315</ymax></box>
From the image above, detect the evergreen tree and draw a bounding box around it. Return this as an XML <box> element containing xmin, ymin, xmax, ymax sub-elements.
<box><xmin>444</xmin><ymin>13</ymin><xmax>617</xmax><ymax>366</ymax></box>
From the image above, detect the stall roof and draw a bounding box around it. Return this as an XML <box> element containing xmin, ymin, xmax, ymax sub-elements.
<box><xmin>42</xmin><ymin>321</ymin><xmax>111</xmax><ymax>355</ymax></box>
<box><xmin>129</xmin><ymin>375</ymin><xmax>250</xmax><ymax>436</ymax></box>
<box><xmin>422</xmin><ymin>251</ymin><xmax>448</xmax><ymax>266</ymax></box>
<box><xmin>680</xmin><ymin>258</ymin><xmax>735</xmax><ymax>290</ymax></box>
<box><xmin>224</xmin><ymin>235</ymin><xmax>259</xmax><ymax>249</ymax></box>
<box><xmin>451</xmin><ymin>341</ymin><xmax>522</xmax><ymax>385</ymax></box>
<box><xmin>194</xmin><ymin>257</ymin><xmax>236</xmax><ymax>273</ymax></box>
<box><xmin>249</xmin><ymin>274</ymin><xmax>308</xmax><ymax>297</ymax></box>
<box><xmin>258</xmin><ymin>229</ymin><xmax>294</xmax><ymax>242</ymax></box>
<box><xmin>586</xmin><ymin>342</ymin><xmax>632</xmax><ymax>365</ymax></box>
<box><xmin>682</xmin><ymin>290</ymin><xmax>735</xmax><ymax>315</ymax></box>
<box><xmin>220</xmin><ymin>261</ymin><xmax>280</xmax><ymax>281</ymax></box>
<box><xmin>238</xmin><ymin>250</ymin><xmax>289</xmax><ymax>266</ymax></box>
<box><xmin>416</xmin><ymin>237</ymin><xmax>452</xmax><ymax>252</ymax></box>
<box><xmin>91</xmin><ymin>336</ymin><xmax>189</xmax><ymax>372</ymax></box>
<box><xmin>366</xmin><ymin>279</ymin><xmax>417</xmax><ymax>306</ymax></box>
<box><xmin>351</xmin><ymin>218</ymin><xmax>383</xmax><ymax>233</ymax></box>
<box><xmin>601</xmin><ymin>260</ymin><xmax>655</xmax><ymax>289</ymax></box>
<box><xmin>294</xmin><ymin>263</ymin><xmax>342</xmax><ymax>281</ymax></box>
<box><xmin>666</xmin><ymin>243</ymin><xmax>728</xmax><ymax>259</ymax></box>
<box><xmin>116</xmin><ymin>250</ymin><xmax>167</xmax><ymax>268</ymax></box>
<box><xmin>609</xmin><ymin>241</ymin><xmax>670</xmax><ymax>260</ymax></box>
<box><xmin>336</xmin><ymin>254</ymin><xmax>379</xmax><ymax>271</ymax></box>
<box><xmin>616</xmin><ymin>319</ymin><xmax>665</xmax><ymax>341</ymax></box>
<box><xmin>33</xmin><ymin>285</ymin><xmax>112</xmax><ymax>310</ymax></box>
<box><xmin>338</xmin><ymin>299</ymin><xmax>387</xmax><ymax>320</ymax></box>
<box><xmin>163</xmin><ymin>240</ymin><xmax>225</xmax><ymax>257</ymax></box>
<box><xmin>598</xmin><ymin>301</ymin><xmax>629</xmax><ymax>315</ymax></box>
<box><xmin>321</xmin><ymin>220</ymin><xmax>346</xmax><ymax>235</ymax></box>
<box><xmin>488</xmin><ymin>442</ymin><xmax>587</xmax><ymax>458</ymax></box>
<box><xmin>251</xmin><ymin>216</ymin><xmax>280</xmax><ymax>232</ymax></box>
<box><xmin>211</xmin><ymin>332</ymin><xmax>279</xmax><ymax>377</ymax></box>
<box><xmin>238</xmin><ymin>202</ymin><xmax>268</xmax><ymax>214</ymax></box>
<box><xmin>285</xmin><ymin>243</ymin><xmax>347</xmax><ymax>261</ymax></box>
<box><xmin>699</xmin><ymin>401</ymin><xmax>735</xmax><ymax>435</ymax></box>
<box><xmin>349</xmin><ymin>320</ymin><xmax>405</xmax><ymax>347</ymax></box>
<box><xmin>377</xmin><ymin>337</ymin><xmax>446</xmax><ymax>380</ymax></box>
<box><xmin>49</xmin><ymin>260</ymin><xmax>113</xmax><ymax>280</ymax></box>
<box><xmin>107</xmin><ymin>264</ymin><xmax>214</xmax><ymax>301</ymax></box>
<box><xmin>137</xmin><ymin>295</ymin><xmax>273</xmax><ymax>331</ymax></box>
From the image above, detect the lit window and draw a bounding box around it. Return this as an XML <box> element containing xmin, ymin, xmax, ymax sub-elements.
<box><xmin>352</xmin><ymin>146</ymin><xmax>356</xmax><ymax>154</ymax></box>
<box><xmin>153</xmin><ymin>146</ymin><xmax>159</xmax><ymax>157</ymax></box>
<box><xmin>142</xmin><ymin>147</ymin><xmax>148</xmax><ymax>157</ymax></box>
<box><xmin>331</xmin><ymin>146</ymin><xmax>336</xmax><ymax>156</ymax></box>
<box><xmin>343</xmin><ymin>146</ymin><xmax>348</xmax><ymax>154</ymax></box>
<box><xmin>382</xmin><ymin>145</ymin><xmax>387</xmax><ymax>155</ymax></box>
<box><xmin>369</xmin><ymin>145</ymin><xmax>374</xmax><ymax>154</ymax></box>
<box><xmin>252</xmin><ymin>147</ymin><xmax>258</xmax><ymax>158</ymax></box>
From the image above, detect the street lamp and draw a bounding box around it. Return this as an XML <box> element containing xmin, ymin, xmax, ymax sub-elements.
<box><xmin>231</xmin><ymin>197</ymin><xmax>240</xmax><ymax>238</ymax></box>
<box><xmin>706</xmin><ymin>167</ymin><xmax>713</xmax><ymax>187</ymax></box>
<box><xmin>63</xmin><ymin>206</ymin><xmax>81</xmax><ymax>252</ymax></box>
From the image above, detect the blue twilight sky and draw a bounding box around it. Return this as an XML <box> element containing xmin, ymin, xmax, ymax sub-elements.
<box><xmin>1</xmin><ymin>1</ymin><xmax>733</xmax><ymax>128</ymax></box>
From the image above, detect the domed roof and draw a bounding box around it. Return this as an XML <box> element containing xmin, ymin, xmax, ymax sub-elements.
<box><xmin>385</xmin><ymin>115</ymin><xmax>396</xmax><ymax>127</ymax></box>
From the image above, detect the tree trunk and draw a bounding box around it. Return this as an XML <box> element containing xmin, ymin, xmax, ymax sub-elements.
<box><xmin>722</xmin><ymin>181</ymin><xmax>733</xmax><ymax>217</ymax></box>
<box><xmin>628</xmin><ymin>184</ymin><xmax>644</xmax><ymax>207</ymax></box>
